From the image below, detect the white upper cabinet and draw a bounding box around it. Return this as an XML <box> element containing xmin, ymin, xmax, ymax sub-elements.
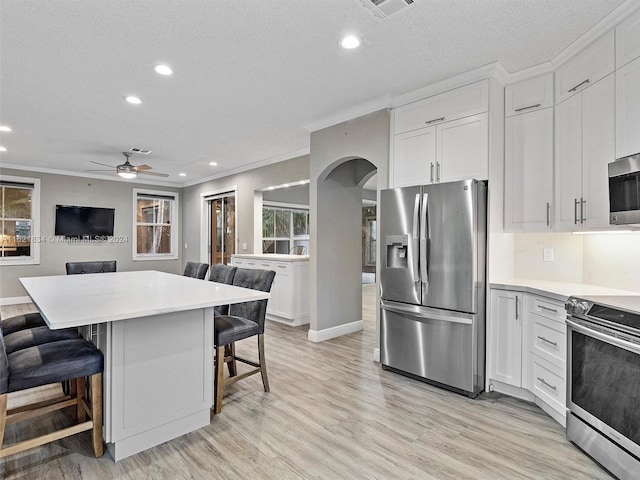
<box><xmin>616</xmin><ymin>7</ymin><xmax>640</xmax><ymax>69</ymax></box>
<box><xmin>505</xmin><ymin>107</ymin><xmax>554</xmax><ymax>231</ymax></box>
<box><xmin>394</xmin><ymin>80</ymin><xmax>488</xmax><ymax>135</ymax></box>
<box><xmin>616</xmin><ymin>56</ymin><xmax>640</xmax><ymax>158</ymax></box>
<box><xmin>437</xmin><ymin>113</ymin><xmax>488</xmax><ymax>183</ymax></box>
<box><xmin>505</xmin><ymin>74</ymin><xmax>553</xmax><ymax>117</ymax></box>
<box><xmin>393</xmin><ymin>128</ymin><xmax>436</xmax><ymax>187</ymax></box>
<box><xmin>555</xmin><ymin>74</ymin><xmax>614</xmax><ymax>231</ymax></box>
<box><xmin>555</xmin><ymin>31</ymin><xmax>614</xmax><ymax>104</ymax></box>
<box><xmin>391</xmin><ymin>80</ymin><xmax>490</xmax><ymax>188</ymax></box>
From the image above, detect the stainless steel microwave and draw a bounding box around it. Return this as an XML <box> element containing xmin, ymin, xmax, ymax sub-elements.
<box><xmin>609</xmin><ymin>153</ymin><xmax>640</xmax><ymax>225</ymax></box>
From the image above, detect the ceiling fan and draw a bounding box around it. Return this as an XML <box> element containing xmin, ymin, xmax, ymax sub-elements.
<box><xmin>87</xmin><ymin>151</ymin><xmax>169</xmax><ymax>179</ymax></box>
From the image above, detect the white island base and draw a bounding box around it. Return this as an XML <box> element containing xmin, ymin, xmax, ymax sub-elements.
<box><xmin>101</xmin><ymin>308</ymin><xmax>213</xmax><ymax>461</ymax></box>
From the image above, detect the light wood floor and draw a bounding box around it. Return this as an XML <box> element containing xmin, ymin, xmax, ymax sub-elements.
<box><xmin>1</xmin><ymin>285</ymin><xmax>613</xmax><ymax>479</ymax></box>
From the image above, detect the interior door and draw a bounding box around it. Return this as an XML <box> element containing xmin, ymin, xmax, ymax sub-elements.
<box><xmin>209</xmin><ymin>193</ymin><xmax>236</xmax><ymax>265</ymax></box>
<box><xmin>421</xmin><ymin>179</ymin><xmax>478</xmax><ymax>313</ymax></box>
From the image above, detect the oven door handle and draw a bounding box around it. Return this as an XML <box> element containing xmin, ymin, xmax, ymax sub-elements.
<box><xmin>567</xmin><ymin>318</ymin><xmax>640</xmax><ymax>355</ymax></box>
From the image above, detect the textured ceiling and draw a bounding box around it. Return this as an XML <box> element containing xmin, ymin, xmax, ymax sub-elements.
<box><xmin>0</xmin><ymin>0</ymin><xmax>627</xmax><ymax>185</ymax></box>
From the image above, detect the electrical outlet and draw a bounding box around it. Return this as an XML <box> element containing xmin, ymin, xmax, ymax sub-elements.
<box><xmin>242</xmin><ymin>242</ymin><xmax>247</xmax><ymax>251</ymax></box>
<box><xmin>543</xmin><ymin>248</ymin><xmax>554</xmax><ymax>262</ymax></box>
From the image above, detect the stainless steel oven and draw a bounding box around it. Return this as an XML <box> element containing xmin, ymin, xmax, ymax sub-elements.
<box><xmin>609</xmin><ymin>153</ymin><xmax>640</xmax><ymax>225</ymax></box>
<box><xmin>565</xmin><ymin>296</ymin><xmax>640</xmax><ymax>480</ymax></box>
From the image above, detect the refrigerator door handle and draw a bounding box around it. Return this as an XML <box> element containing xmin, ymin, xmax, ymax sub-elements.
<box><xmin>412</xmin><ymin>193</ymin><xmax>420</xmax><ymax>283</ymax></box>
<box><xmin>420</xmin><ymin>193</ymin><xmax>429</xmax><ymax>285</ymax></box>
<box><xmin>381</xmin><ymin>300</ymin><xmax>473</xmax><ymax>325</ymax></box>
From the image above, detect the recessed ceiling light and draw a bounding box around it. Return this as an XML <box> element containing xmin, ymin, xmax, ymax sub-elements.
<box><xmin>283</xmin><ymin>183</ymin><xmax>290</xmax><ymax>188</ymax></box>
<box><xmin>179</xmin><ymin>172</ymin><xmax>187</xmax><ymax>177</ymax></box>
<box><xmin>0</xmin><ymin>146</ymin><xmax>6</xmax><ymax>152</ymax></box>
<box><xmin>124</xmin><ymin>95</ymin><xmax>142</xmax><ymax>104</ymax></box>
<box><xmin>154</xmin><ymin>65</ymin><xmax>173</xmax><ymax>76</ymax></box>
<box><xmin>340</xmin><ymin>35</ymin><xmax>361</xmax><ymax>49</ymax></box>
<box><xmin>209</xmin><ymin>161</ymin><xmax>218</xmax><ymax>166</ymax></box>
<box><xmin>0</xmin><ymin>125</ymin><xmax>12</xmax><ymax>132</ymax></box>
<box><xmin>267</xmin><ymin>186</ymin><xmax>275</xmax><ymax>190</ymax></box>
<box><xmin>299</xmin><ymin>180</ymin><xmax>307</xmax><ymax>185</ymax></box>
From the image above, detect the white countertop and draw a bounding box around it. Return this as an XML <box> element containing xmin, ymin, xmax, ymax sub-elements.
<box><xmin>490</xmin><ymin>278</ymin><xmax>639</xmax><ymax>302</ymax></box>
<box><xmin>232</xmin><ymin>253</ymin><xmax>309</xmax><ymax>262</ymax></box>
<box><xmin>20</xmin><ymin>270</ymin><xmax>269</xmax><ymax>329</ymax></box>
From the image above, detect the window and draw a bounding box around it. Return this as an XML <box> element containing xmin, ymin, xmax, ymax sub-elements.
<box><xmin>262</xmin><ymin>205</ymin><xmax>309</xmax><ymax>254</ymax></box>
<box><xmin>133</xmin><ymin>189</ymin><xmax>178</xmax><ymax>260</ymax></box>
<box><xmin>0</xmin><ymin>175</ymin><xmax>40</xmax><ymax>265</ymax></box>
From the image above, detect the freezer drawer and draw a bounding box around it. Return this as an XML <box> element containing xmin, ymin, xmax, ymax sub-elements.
<box><xmin>380</xmin><ymin>302</ymin><xmax>483</xmax><ymax>396</ymax></box>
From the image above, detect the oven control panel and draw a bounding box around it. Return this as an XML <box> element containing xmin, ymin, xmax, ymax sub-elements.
<box><xmin>565</xmin><ymin>299</ymin><xmax>590</xmax><ymax>315</ymax></box>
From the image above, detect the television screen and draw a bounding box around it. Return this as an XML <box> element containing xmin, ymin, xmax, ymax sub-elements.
<box><xmin>54</xmin><ymin>205</ymin><xmax>115</xmax><ymax>239</ymax></box>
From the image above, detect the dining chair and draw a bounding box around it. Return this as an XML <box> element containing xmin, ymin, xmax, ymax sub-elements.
<box><xmin>213</xmin><ymin>267</ymin><xmax>275</xmax><ymax>414</ymax></box>
<box><xmin>0</xmin><ymin>312</ymin><xmax>47</xmax><ymax>336</ymax></box>
<box><xmin>183</xmin><ymin>262</ymin><xmax>209</xmax><ymax>280</ymax></box>
<box><xmin>0</xmin><ymin>331</ymin><xmax>104</xmax><ymax>458</ymax></box>
<box><xmin>65</xmin><ymin>260</ymin><xmax>117</xmax><ymax>275</ymax></box>
<box><xmin>208</xmin><ymin>264</ymin><xmax>237</xmax><ymax>316</ymax></box>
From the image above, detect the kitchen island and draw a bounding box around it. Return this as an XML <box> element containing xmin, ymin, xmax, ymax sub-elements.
<box><xmin>231</xmin><ymin>254</ymin><xmax>309</xmax><ymax>326</ymax></box>
<box><xmin>19</xmin><ymin>270</ymin><xmax>269</xmax><ymax>461</ymax></box>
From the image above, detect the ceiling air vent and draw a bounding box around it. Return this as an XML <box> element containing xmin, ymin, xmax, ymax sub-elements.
<box><xmin>354</xmin><ymin>0</ymin><xmax>417</xmax><ymax>22</ymax></box>
<box><xmin>129</xmin><ymin>147</ymin><xmax>152</xmax><ymax>155</ymax></box>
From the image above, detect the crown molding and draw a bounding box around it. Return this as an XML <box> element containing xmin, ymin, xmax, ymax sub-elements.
<box><xmin>505</xmin><ymin>61</ymin><xmax>555</xmax><ymax>84</ymax></box>
<box><xmin>181</xmin><ymin>148</ymin><xmax>310</xmax><ymax>188</ymax></box>
<box><xmin>552</xmin><ymin>0</ymin><xmax>640</xmax><ymax>69</ymax></box>
<box><xmin>303</xmin><ymin>96</ymin><xmax>392</xmax><ymax>133</ymax></box>
<box><xmin>0</xmin><ymin>162</ymin><xmax>183</xmax><ymax>188</ymax></box>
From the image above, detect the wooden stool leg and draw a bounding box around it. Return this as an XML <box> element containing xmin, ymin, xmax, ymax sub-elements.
<box><xmin>226</xmin><ymin>343</ymin><xmax>237</xmax><ymax>377</ymax></box>
<box><xmin>76</xmin><ymin>377</ymin><xmax>87</xmax><ymax>423</ymax></box>
<box><xmin>258</xmin><ymin>334</ymin><xmax>269</xmax><ymax>392</ymax></box>
<box><xmin>214</xmin><ymin>345</ymin><xmax>225</xmax><ymax>414</ymax></box>
<box><xmin>90</xmin><ymin>373</ymin><xmax>104</xmax><ymax>457</ymax></box>
<box><xmin>0</xmin><ymin>394</ymin><xmax>7</xmax><ymax>450</ymax></box>
<box><xmin>69</xmin><ymin>379</ymin><xmax>78</xmax><ymax>421</ymax></box>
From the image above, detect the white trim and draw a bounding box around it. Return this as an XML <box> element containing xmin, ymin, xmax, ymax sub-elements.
<box><xmin>307</xmin><ymin>320</ymin><xmax>364</xmax><ymax>343</ymax></box>
<box><xmin>0</xmin><ymin>175</ymin><xmax>40</xmax><ymax>265</ymax></box>
<box><xmin>303</xmin><ymin>96</ymin><xmax>392</xmax><ymax>133</ymax></box>
<box><xmin>373</xmin><ymin>347</ymin><xmax>380</xmax><ymax>363</ymax></box>
<box><xmin>181</xmin><ymin>149</ymin><xmax>310</xmax><ymax>188</ymax></box>
<box><xmin>505</xmin><ymin>62</ymin><xmax>555</xmax><ymax>85</ymax></box>
<box><xmin>0</xmin><ymin>295</ymin><xmax>32</xmax><ymax>306</ymax></box>
<box><xmin>199</xmin><ymin>188</ymin><xmax>238</xmax><ymax>264</ymax></box>
<box><xmin>551</xmin><ymin>0</ymin><xmax>640</xmax><ymax>69</ymax></box>
<box><xmin>0</xmin><ymin>162</ymin><xmax>182</xmax><ymax>187</ymax></box>
<box><xmin>132</xmin><ymin>188</ymin><xmax>179</xmax><ymax>261</ymax></box>
<box><xmin>262</xmin><ymin>201</ymin><xmax>309</xmax><ymax>210</ymax></box>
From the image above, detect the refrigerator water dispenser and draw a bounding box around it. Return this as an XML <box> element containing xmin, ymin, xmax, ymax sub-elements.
<box><xmin>386</xmin><ymin>235</ymin><xmax>408</xmax><ymax>268</ymax></box>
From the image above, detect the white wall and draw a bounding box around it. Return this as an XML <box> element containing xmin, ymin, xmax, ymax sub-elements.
<box><xmin>0</xmin><ymin>167</ymin><xmax>182</xmax><ymax>300</ymax></box>
<box><xmin>511</xmin><ymin>231</ymin><xmax>640</xmax><ymax>292</ymax></box>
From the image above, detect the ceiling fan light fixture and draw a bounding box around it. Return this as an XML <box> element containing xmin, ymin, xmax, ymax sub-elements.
<box><xmin>118</xmin><ymin>171</ymin><xmax>137</xmax><ymax>179</ymax></box>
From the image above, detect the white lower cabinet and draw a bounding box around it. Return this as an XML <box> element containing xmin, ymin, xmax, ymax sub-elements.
<box><xmin>231</xmin><ymin>255</ymin><xmax>309</xmax><ymax>326</ymax></box>
<box><xmin>488</xmin><ymin>289</ymin><xmax>567</xmax><ymax>426</ymax></box>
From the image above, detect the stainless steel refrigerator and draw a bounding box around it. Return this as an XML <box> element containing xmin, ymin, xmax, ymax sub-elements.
<box><xmin>380</xmin><ymin>179</ymin><xmax>487</xmax><ymax>398</ymax></box>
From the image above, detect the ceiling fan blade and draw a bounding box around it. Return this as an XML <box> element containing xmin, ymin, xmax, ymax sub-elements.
<box><xmin>85</xmin><ymin>169</ymin><xmax>115</xmax><ymax>172</ymax></box>
<box><xmin>133</xmin><ymin>164</ymin><xmax>152</xmax><ymax>171</ymax></box>
<box><xmin>90</xmin><ymin>160</ymin><xmax>117</xmax><ymax>168</ymax></box>
<box><xmin>138</xmin><ymin>170</ymin><xmax>170</xmax><ymax>177</ymax></box>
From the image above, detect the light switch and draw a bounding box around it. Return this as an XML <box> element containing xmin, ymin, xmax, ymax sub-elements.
<box><xmin>543</xmin><ymin>248</ymin><xmax>554</xmax><ymax>262</ymax></box>
<box><xmin>242</xmin><ymin>242</ymin><xmax>247</xmax><ymax>251</ymax></box>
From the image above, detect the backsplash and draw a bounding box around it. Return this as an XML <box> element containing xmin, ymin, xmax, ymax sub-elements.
<box><xmin>512</xmin><ymin>232</ymin><xmax>640</xmax><ymax>292</ymax></box>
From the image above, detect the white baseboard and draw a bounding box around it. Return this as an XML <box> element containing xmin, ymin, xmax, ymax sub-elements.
<box><xmin>0</xmin><ymin>296</ymin><xmax>31</xmax><ymax>306</ymax></box>
<box><xmin>373</xmin><ymin>348</ymin><xmax>380</xmax><ymax>363</ymax></box>
<box><xmin>307</xmin><ymin>320</ymin><xmax>363</xmax><ymax>343</ymax></box>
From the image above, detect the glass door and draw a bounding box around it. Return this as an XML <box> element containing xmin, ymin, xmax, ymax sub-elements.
<box><xmin>209</xmin><ymin>193</ymin><xmax>236</xmax><ymax>265</ymax></box>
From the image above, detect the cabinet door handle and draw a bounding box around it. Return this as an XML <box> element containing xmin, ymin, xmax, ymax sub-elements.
<box><xmin>515</xmin><ymin>296</ymin><xmax>519</xmax><ymax>320</ymax></box>
<box><xmin>436</xmin><ymin>162</ymin><xmax>441</xmax><ymax>183</ymax></box>
<box><xmin>581</xmin><ymin>198</ymin><xmax>586</xmax><ymax>223</ymax></box>
<box><xmin>568</xmin><ymin>79</ymin><xmax>590</xmax><ymax>93</ymax></box>
<box><xmin>261</xmin><ymin>263</ymin><xmax>270</xmax><ymax>267</ymax></box>
<box><xmin>430</xmin><ymin>163</ymin><xmax>434</xmax><ymax>183</ymax></box>
<box><xmin>425</xmin><ymin>117</ymin><xmax>445</xmax><ymax>125</ymax></box>
<box><xmin>538</xmin><ymin>305</ymin><xmax>558</xmax><ymax>314</ymax></box>
<box><xmin>537</xmin><ymin>335</ymin><xmax>558</xmax><ymax>347</ymax></box>
<box><xmin>537</xmin><ymin>377</ymin><xmax>557</xmax><ymax>391</ymax></box>
<box><xmin>277</xmin><ymin>265</ymin><xmax>287</xmax><ymax>269</ymax></box>
<box><xmin>514</xmin><ymin>103</ymin><xmax>541</xmax><ymax>112</ymax></box>
<box><xmin>574</xmin><ymin>198</ymin><xmax>579</xmax><ymax>225</ymax></box>
<box><xmin>546</xmin><ymin>202</ymin><xmax>550</xmax><ymax>227</ymax></box>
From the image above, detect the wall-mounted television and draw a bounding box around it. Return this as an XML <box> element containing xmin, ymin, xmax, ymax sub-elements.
<box><xmin>54</xmin><ymin>205</ymin><xmax>115</xmax><ymax>239</ymax></box>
